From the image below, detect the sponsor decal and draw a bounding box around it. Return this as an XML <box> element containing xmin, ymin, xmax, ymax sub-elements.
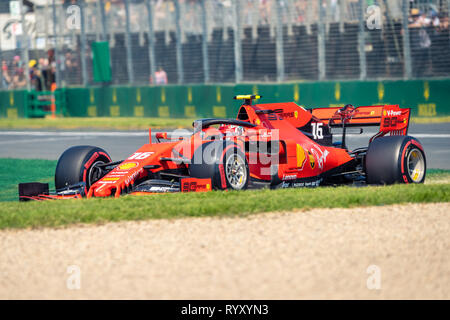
<box><xmin>384</xmin><ymin>109</ymin><xmax>401</xmax><ymax>117</ymax></box>
<box><xmin>386</xmin><ymin>110</ymin><xmax>401</xmax><ymax>116</ymax></box>
<box><xmin>102</xmin><ymin>177</ymin><xmax>119</xmax><ymax>181</ymax></box>
<box><xmin>354</xmin><ymin>110</ymin><xmax>371</xmax><ymax>115</ymax></box>
<box><xmin>303</xmin><ymin>179</ymin><xmax>322</xmax><ymax>187</ymax></box>
<box><xmin>278</xmin><ymin>111</ymin><xmax>296</xmax><ymax>119</ymax></box>
<box><xmin>117</xmin><ymin>162</ymin><xmax>138</xmax><ymax>170</ymax></box>
<box><xmin>282</xmin><ymin>174</ymin><xmax>297</xmax><ymax>181</ymax></box>
<box><xmin>259</xmin><ymin>131</ymin><xmax>272</xmax><ymax>138</ymax></box>
<box><xmin>181</xmin><ymin>179</ymin><xmax>212</xmax><ymax>192</ymax></box>
<box><xmin>267</xmin><ymin>109</ymin><xmax>297</xmax><ymax>120</ymax></box>
<box><xmin>149</xmin><ymin>186</ymin><xmax>172</xmax><ymax>192</ymax></box>
<box><xmin>310</xmin><ymin>146</ymin><xmax>329</xmax><ymax>170</ymax></box>
<box><xmin>281</xmin><ymin>181</ymin><xmax>290</xmax><ymax>188</ymax></box>
<box><xmin>107</xmin><ymin>172</ymin><xmax>127</xmax><ymax>176</ymax></box>
<box><xmin>280</xmin><ymin>178</ymin><xmax>322</xmax><ymax>188</ymax></box>
<box><xmin>125</xmin><ymin>168</ymin><xmax>143</xmax><ymax>185</ymax></box>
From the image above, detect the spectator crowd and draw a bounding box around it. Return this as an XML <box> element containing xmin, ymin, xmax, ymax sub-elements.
<box><xmin>1</xmin><ymin>49</ymin><xmax>57</xmax><ymax>91</ymax></box>
<box><xmin>1</xmin><ymin>1</ymin><xmax>449</xmax><ymax>87</ymax></box>
<box><xmin>408</xmin><ymin>7</ymin><xmax>449</xmax><ymax>77</ymax></box>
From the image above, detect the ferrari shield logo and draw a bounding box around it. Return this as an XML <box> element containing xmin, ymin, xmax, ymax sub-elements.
<box><xmin>308</xmin><ymin>150</ymin><xmax>315</xmax><ymax>169</ymax></box>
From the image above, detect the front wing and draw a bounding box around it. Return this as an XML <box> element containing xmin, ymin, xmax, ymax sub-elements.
<box><xmin>18</xmin><ymin>177</ymin><xmax>212</xmax><ymax>201</ymax></box>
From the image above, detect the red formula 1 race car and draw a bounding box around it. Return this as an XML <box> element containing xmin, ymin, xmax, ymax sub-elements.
<box><xmin>19</xmin><ymin>95</ymin><xmax>426</xmax><ymax>201</ymax></box>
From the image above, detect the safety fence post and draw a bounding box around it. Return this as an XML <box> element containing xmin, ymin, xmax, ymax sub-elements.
<box><xmin>146</xmin><ymin>0</ymin><xmax>156</xmax><ymax>83</ymax></box>
<box><xmin>358</xmin><ymin>0</ymin><xmax>367</xmax><ymax>80</ymax></box>
<box><xmin>233</xmin><ymin>0</ymin><xmax>243</xmax><ymax>83</ymax></box>
<box><xmin>52</xmin><ymin>0</ymin><xmax>61</xmax><ymax>88</ymax></box>
<box><xmin>275</xmin><ymin>0</ymin><xmax>285</xmax><ymax>82</ymax></box>
<box><xmin>174</xmin><ymin>0</ymin><xmax>184</xmax><ymax>84</ymax></box>
<box><xmin>317</xmin><ymin>0</ymin><xmax>326</xmax><ymax>80</ymax></box>
<box><xmin>201</xmin><ymin>0</ymin><xmax>210</xmax><ymax>83</ymax></box>
<box><xmin>80</xmin><ymin>0</ymin><xmax>88</xmax><ymax>86</ymax></box>
<box><xmin>401</xmin><ymin>0</ymin><xmax>412</xmax><ymax>79</ymax></box>
<box><xmin>124</xmin><ymin>0</ymin><xmax>135</xmax><ymax>84</ymax></box>
<box><xmin>97</xmin><ymin>0</ymin><xmax>108</xmax><ymax>41</ymax></box>
<box><xmin>20</xmin><ymin>0</ymin><xmax>31</xmax><ymax>91</ymax></box>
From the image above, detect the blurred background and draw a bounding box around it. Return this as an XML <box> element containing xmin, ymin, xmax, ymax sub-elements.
<box><xmin>1</xmin><ymin>0</ymin><xmax>449</xmax><ymax>91</ymax></box>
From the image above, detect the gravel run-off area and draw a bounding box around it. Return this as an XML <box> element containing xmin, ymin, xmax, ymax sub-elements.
<box><xmin>0</xmin><ymin>202</ymin><xmax>449</xmax><ymax>299</ymax></box>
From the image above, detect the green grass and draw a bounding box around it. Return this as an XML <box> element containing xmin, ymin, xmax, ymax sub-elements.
<box><xmin>427</xmin><ymin>169</ymin><xmax>450</xmax><ymax>178</ymax></box>
<box><xmin>0</xmin><ymin>158</ymin><xmax>449</xmax><ymax>230</ymax></box>
<box><xmin>0</xmin><ymin>183</ymin><xmax>449</xmax><ymax>230</ymax></box>
<box><xmin>0</xmin><ymin>158</ymin><xmax>56</xmax><ymax>202</ymax></box>
<box><xmin>0</xmin><ymin>117</ymin><xmax>194</xmax><ymax>130</ymax></box>
<box><xmin>0</xmin><ymin>115</ymin><xmax>448</xmax><ymax>131</ymax></box>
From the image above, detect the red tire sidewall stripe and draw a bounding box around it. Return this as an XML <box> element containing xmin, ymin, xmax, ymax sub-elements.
<box><xmin>400</xmin><ymin>140</ymin><xmax>412</xmax><ymax>183</ymax></box>
<box><xmin>219</xmin><ymin>144</ymin><xmax>238</xmax><ymax>189</ymax></box>
<box><xmin>401</xmin><ymin>139</ymin><xmax>425</xmax><ymax>183</ymax></box>
<box><xmin>218</xmin><ymin>163</ymin><xmax>226</xmax><ymax>189</ymax></box>
<box><xmin>411</xmin><ymin>140</ymin><xmax>424</xmax><ymax>152</ymax></box>
<box><xmin>82</xmin><ymin>151</ymin><xmax>111</xmax><ymax>194</ymax></box>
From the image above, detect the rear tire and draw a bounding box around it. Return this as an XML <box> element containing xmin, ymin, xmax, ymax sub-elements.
<box><xmin>55</xmin><ymin>145</ymin><xmax>111</xmax><ymax>192</ymax></box>
<box><xmin>365</xmin><ymin>136</ymin><xmax>426</xmax><ymax>185</ymax></box>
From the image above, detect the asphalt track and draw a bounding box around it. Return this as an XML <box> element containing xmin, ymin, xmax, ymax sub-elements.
<box><xmin>0</xmin><ymin>123</ymin><xmax>449</xmax><ymax>169</ymax></box>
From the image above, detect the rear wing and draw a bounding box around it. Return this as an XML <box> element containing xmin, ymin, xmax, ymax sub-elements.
<box><xmin>311</xmin><ymin>105</ymin><xmax>411</xmax><ymax>136</ymax></box>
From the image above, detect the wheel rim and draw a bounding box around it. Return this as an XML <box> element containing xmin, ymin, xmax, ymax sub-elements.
<box><xmin>406</xmin><ymin>148</ymin><xmax>425</xmax><ymax>183</ymax></box>
<box><xmin>87</xmin><ymin>160</ymin><xmax>106</xmax><ymax>187</ymax></box>
<box><xmin>225</xmin><ymin>153</ymin><xmax>247</xmax><ymax>190</ymax></box>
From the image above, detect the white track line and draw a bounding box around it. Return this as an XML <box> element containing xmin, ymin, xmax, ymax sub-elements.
<box><xmin>0</xmin><ymin>137</ymin><xmax>82</xmax><ymax>145</ymax></box>
<box><xmin>344</xmin><ymin>133</ymin><xmax>450</xmax><ymax>138</ymax></box>
<box><xmin>0</xmin><ymin>131</ymin><xmax>192</xmax><ymax>137</ymax></box>
<box><xmin>0</xmin><ymin>131</ymin><xmax>148</xmax><ymax>136</ymax></box>
<box><xmin>0</xmin><ymin>131</ymin><xmax>448</xmax><ymax>138</ymax></box>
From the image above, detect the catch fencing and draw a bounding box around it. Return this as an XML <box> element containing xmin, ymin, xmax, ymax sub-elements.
<box><xmin>0</xmin><ymin>0</ymin><xmax>449</xmax><ymax>91</ymax></box>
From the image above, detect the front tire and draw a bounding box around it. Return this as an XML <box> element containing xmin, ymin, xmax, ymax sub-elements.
<box><xmin>365</xmin><ymin>136</ymin><xmax>426</xmax><ymax>185</ymax></box>
<box><xmin>55</xmin><ymin>145</ymin><xmax>111</xmax><ymax>193</ymax></box>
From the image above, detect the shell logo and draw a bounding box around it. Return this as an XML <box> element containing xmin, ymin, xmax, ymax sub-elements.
<box><xmin>294</xmin><ymin>111</ymin><xmax>298</xmax><ymax>119</ymax></box>
<box><xmin>102</xmin><ymin>177</ymin><xmax>119</xmax><ymax>181</ymax></box>
<box><xmin>255</xmin><ymin>119</ymin><xmax>261</xmax><ymax>125</ymax></box>
<box><xmin>383</xmin><ymin>110</ymin><xmax>387</xmax><ymax>116</ymax></box>
<box><xmin>206</xmin><ymin>184</ymin><xmax>211</xmax><ymax>190</ymax></box>
<box><xmin>118</xmin><ymin>162</ymin><xmax>138</xmax><ymax>170</ymax></box>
